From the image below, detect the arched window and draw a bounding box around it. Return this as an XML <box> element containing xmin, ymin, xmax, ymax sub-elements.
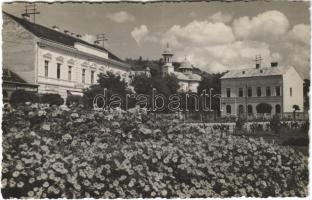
<box><xmin>247</xmin><ymin>105</ymin><xmax>253</xmax><ymax>114</ymax></box>
<box><xmin>226</xmin><ymin>105</ymin><xmax>231</xmax><ymax>114</ymax></box>
<box><xmin>275</xmin><ymin>104</ymin><xmax>281</xmax><ymax>114</ymax></box>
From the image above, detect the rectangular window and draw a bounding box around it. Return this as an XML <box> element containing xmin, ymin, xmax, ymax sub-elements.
<box><xmin>248</xmin><ymin>87</ymin><xmax>252</xmax><ymax>97</ymax></box>
<box><xmin>290</xmin><ymin>87</ymin><xmax>292</xmax><ymax>96</ymax></box>
<box><xmin>257</xmin><ymin>87</ymin><xmax>262</xmax><ymax>97</ymax></box>
<box><xmin>266</xmin><ymin>87</ymin><xmax>271</xmax><ymax>96</ymax></box>
<box><xmin>238</xmin><ymin>88</ymin><xmax>243</xmax><ymax>97</ymax></box>
<box><xmin>82</xmin><ymin>69</ymin><xmax>86</xmax><ymax>83</ymax></box>
<box><xmin>226</xmin><ymin>88</ymin><xmax>231</xmax><ymax>97</ymax></box>
<box><xmin>91</xmin><ymin>71</ymin><xmax>95</xmax><ymax>84</ymax></box>
<box><xmin>57</xmin><ymin>63</ymin><xmax>61</xmax><ymax>79</ymax></box>
<box><xmin>275</xmin><ymin>86</ymin><xmax>281</xmax><ymax>96</ymax></box>
<box><xmin>68</xmin><ymin>66</ymin><xmax>72</xmax><ymax>81</ymax></box>
<box><xmin>44</xmin><ymin>60</ymin><xmax>49</xmax><ymax>77</ymax></box>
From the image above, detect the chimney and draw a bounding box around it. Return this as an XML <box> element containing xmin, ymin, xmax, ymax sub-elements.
<box><xmin>64</xmin><ymin>30</ymin><xmax>70</xmax><ymax>35</ymax></box>
<box><xmin>271</xmin><ymin>62</ymin><xmax>278</xmax><ymax>67</ymax></box>
<box><xmin>52</xmin><ymin>25</ymin><xmax>59</xmax><ymax>31</ymax></box>
<box><xmin>94</xmin><ymin>40</ymin><xmax>100</xmax><ymax>45</ymax></box>
<box><xmin>76</xmin><ymin>34</ymin><xmax>82</xmax><ymax>38</ymax></box>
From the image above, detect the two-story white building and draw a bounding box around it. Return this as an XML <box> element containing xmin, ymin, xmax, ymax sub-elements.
<box><xmin>3</xmin><ymin>12</ymin><xmax>131</xmax><ymax>100</ymax></box>
<box><xmin>220</xmin><ymin>62</ymin><xmax>304</xmax><ymax>118</ymax></box>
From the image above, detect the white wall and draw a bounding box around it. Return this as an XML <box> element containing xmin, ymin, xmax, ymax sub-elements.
<box><xmin>36</xmin><ymin>45</ymin><xmax>129</xmax><ymax>99</ymax></box>
<box><xmin>282</xmin><ymin>67</ymin><xmax>304</xmax><ymax>112</ymax></box>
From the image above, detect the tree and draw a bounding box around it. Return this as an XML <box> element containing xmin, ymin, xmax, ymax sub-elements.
<box><xmin>293</xmin><ymin>104</ymin><xmax>300</xmax><ymax>121</ymax></box>
<box><xmin>256</xmin><ymin>103</ymin><xmax>272</xmax><ymax>114</ymax></box>
<box><xmin>163</xmin><ymin>74</ymin><xmax>180</xmax><ymax>95</ymax></box>
<box><xmin>132</xmin><ymin>74</ymin><xmax>153</xmax><ymax>94</ymax></box>
<box><xmin>83</xmin><ymin>72</ymin><xmax>133</xmax><ymax>109</ymax></box>
<box><xmin>97</xmin><ymin>71</ymin><xmax>128</xmax><ymax>94</ymax></box>
<box><xmin>40</xmin><ymin>93</ymin><xmax>64</xmax><ymax>106</ymax></box>
<box><xmin>197</xmin><ymin>73</ymin><xmax>224</xmax><ymax>111</ymax></box>
<box><xmin>9</xmin><ymin>90</ymin><xmax>39</xmax><ymax>106</ymax></box>
<box><xmin>303</xmin><ymin>79</ymin><xmax>310</xmax><ymax>110</ymax></box>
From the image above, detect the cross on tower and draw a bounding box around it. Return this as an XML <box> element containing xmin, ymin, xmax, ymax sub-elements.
<box><xmin>96</xmin><ymin>34</ymin><xmax>108</xmax><ymax>48</ymax></box>
<box><xmin>21</xmin><ymin>3</ymin><xmax>40</xmax><ymax>23</ymax></box>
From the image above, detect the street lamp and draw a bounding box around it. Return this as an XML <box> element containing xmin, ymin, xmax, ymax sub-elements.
<box><xmin>209</xmin><ymin>88</ymin><xmax>214</xmax><ymax>111</ymax></box>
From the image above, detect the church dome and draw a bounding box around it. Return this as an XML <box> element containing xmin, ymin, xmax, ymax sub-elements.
<box><xmin>179</xmin><ymin>58</ymin><xmax>193</xmax><ymax>70</ymax></box>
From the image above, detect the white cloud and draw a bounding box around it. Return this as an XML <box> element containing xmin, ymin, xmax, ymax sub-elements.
<box><xmin>232</xmin><ymin>10</ymin><xmax>289</xmax><ymax>41</ymax></box>
<box><xmin>287</xmin><ymin>24</ymin><xmax>310</xmax><ymax>45</ymax></box>
<box><xmin>209</xmin><ymin>11</ymin><xmax>233</xmax><ymax>23</ymax></box>
<box><xmin>133</xmin><ymin>10</ymin><xmax>309</xmax><ymax>78</ymax></box>
<box><xmin>131</xmin><ymin>25</ymin><xmax>157</xmax><ymax>45</ymax></box>
<box><xmin>81</xmin><ymin>34</ymin><xmax>96</xmax><ymax>44</ymax></box>
<box><xmin>106</xmin><ymin>11</ymin><xmax>135</xmax><ymax>23</ymax></box>
<box><xmin>162</xmin><ymin>20</ymin><xmax>235</xmax><ymax>48</ymax></box>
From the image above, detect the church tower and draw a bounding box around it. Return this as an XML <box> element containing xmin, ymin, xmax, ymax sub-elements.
<box><xmin>161</xmin><ymin>43</ymin><xmax>174</xmax><ymax>76</ymax></box>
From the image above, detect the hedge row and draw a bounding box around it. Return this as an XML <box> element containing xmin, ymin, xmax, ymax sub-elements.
<box><xmin>9</xmin><ymin>90</ymin><xmax>65</xmax><ymax>106</ymax></box>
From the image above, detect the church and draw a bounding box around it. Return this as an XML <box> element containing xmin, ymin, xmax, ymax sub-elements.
<box><xmin>161</xmin><ymin>44</ymin><xmax>201</xmax><ymax>93</ymax></box>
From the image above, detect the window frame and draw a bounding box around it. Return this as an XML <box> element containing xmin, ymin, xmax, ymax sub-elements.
<box><xmin>226</xmin><ymin>88</ymin><xmax>231</xmax><ymax>97</ymax></box>
<box><xmin>275</xmin><ymin>86</ymin><xmax>281</xmax><ymax>96</ymax></box>
<box><xmin>57</xmin><ymin>63</ymin><xmax>61</xmax><ymax>79</ymax></box>
<box><xmin>257</xmin><ymin>87</ymin><xmax>262</xmax><ymax>97</ymax></box>
<box><xmin>247</xmin><ymin>87</ymin><xmax>252</xmax><ymax>97</ymax></box>
<box><xmin>68</xmin><ymin>66</ymin><xmax>72</xmax><ymax>81</ymax></box>
<box><xmin>238</xmin><ymin>88</ymin><xmax>244</xmax><ymax>97</ymax></box>
<box><xmin>82</xmin><ymin>69</ymin><xmax>86</xmax><ymax>83</ymax></box>
<box><xmin>266</xmin><ymin>87</ymin><xmax>271</xmax><ymax>97</ymax></box>
<box><xmin>44</xmin><ymin>60</ymin><xmax>49</xmax><ymax>77</ymax></box>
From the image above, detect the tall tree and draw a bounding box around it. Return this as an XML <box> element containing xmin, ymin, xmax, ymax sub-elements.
<box><xmin>303</xmin><ymin>79</ymin><xmax>310</xmax><ymax>110</ymax></box>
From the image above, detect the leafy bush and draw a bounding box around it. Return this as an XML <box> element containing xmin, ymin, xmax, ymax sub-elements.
<box><xmin>40</xmin><ymin>93</ymin><xmax>64</xmax><ymax>106</ymax></box>
<box><xmin>2</xmin><ymin>104</ymin><xmax>308</xmax><ymax>198</ymax></box>
<box><xmin>9</xmin><ymin>90</ymin><xmax>39</xmax><ymax>105</ymax></box>
<box><xmin>236</xmin><ymin>117</ymin><xmax>245</xmax><ymax>130</ymax></box>
<box><xmin>66</xmin><ymin>95</ymin><xmax>83</xmax><ymax>107</ymax></box>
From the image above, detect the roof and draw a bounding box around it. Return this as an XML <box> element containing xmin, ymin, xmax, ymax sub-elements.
<box><xmin>3</xmin><ymin>68</ymin><xmax>38</xmax><ymax>86</ymax></box>
<box><xmin>4</xmin><ymin>12</ymin><xmax>124</xmax><ymax>63</ymax></box>
<box><xmin>221</xmin><ymin>66</ymin><xmax>291</xmax><ymax>79</ymax></box>
<box><xmin>187</xmin><ymin>73</ymin><xmax>201</xmax><ymax>81</ymax></box>
<box><xmin>173</xmin><ymin>71</ymin><xmax>189</xmax><ymax>81</ymax></box>
<box><xmin>179</xmin><ymin>59</ymin><xmax>193</xmax><ymax>70</ymax></box>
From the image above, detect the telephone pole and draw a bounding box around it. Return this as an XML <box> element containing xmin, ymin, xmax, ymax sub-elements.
<box><xmin>21</xmin><ymin>3</ymin><xmax>40</xmax><ymax>23</ymax></box>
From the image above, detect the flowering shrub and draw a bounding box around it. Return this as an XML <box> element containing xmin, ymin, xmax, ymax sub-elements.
<box><xmin>2</xmin><ymin>104</ymin><xmax>308</xmax><ymax>198</ymax></box>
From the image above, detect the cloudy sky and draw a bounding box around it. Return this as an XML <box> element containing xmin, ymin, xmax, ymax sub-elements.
<box><xmin>2</xmin><ymin>1</ymin><xmax>310</xmax><ymax>78</ymax></box>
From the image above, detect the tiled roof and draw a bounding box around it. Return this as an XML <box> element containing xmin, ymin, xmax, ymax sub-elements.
<box><xmin>4</xmin><ymin>12</ymin><xmax>124</xmax><ymax>63</ymax></box>
<box><xmin>221</xmin><ymin>66</ymin><xmax>291</xmax><ymax>79</ymax></box>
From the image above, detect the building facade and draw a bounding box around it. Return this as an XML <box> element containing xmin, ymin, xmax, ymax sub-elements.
<box><xmin>3</xmin><ymin>12</ymin><xmax>131</xmax><ymax>100</ymax></box>
<box><xmin>220</xmin><ymin>63</ymin><xmax>304</xmax><ymax>118</ymax></box>
<box><xmin>161</xmin><ymin>44</ymin><xmax>201</xmax><ymax>93</ymax></box>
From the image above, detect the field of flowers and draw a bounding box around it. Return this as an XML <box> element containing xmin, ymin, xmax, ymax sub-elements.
<box><xmin>2</xmin><ymin>104</ymin><xmax>308</xmax><ymax>198</ymax></box>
